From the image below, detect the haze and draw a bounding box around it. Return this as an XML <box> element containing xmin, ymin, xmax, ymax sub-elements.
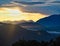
<box><xmin>0</xmin><ymin>7</ymin><xmax>46</xmax><ymax>22</ymax></box>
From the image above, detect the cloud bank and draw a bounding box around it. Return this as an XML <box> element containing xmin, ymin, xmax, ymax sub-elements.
<box><xmin>0</xmin><ymin>0</ymin><xmax>60</xmax><ymax>15</ymax></box>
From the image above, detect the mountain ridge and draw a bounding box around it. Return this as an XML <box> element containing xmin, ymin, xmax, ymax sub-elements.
<box><xmin>37</xmin><ymin>14</ymin><xmax>60</xmax><ymax>27</ymax></box>
<box><xmin>37</xmin><ymin>14</ymin><xmax>60</xmax><ymax>32</ymax></box>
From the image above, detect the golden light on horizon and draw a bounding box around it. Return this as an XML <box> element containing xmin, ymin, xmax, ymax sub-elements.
<box><xmin>0</xmin><ymin>7</ymin><xmax>47</xmax><ymax>22</ymax></box>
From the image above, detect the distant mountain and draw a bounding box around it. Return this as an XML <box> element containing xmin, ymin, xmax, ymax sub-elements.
<box><xmin>18</xmin><ymin>20</ymin><xmax>46</xmax><ymax>31</ymax></box>
<box><xmin>37</xmin><ymin>14</ymin><xmax>60</xmax><ymax>26</ymax></box>
<box><xmin>37</xmin><ymin>14</ymin><xmax>60</xmax><ymax>31</ymax></box>
<box><xmin>0</xmin><ymin>21</ymin><xmax>57</xmax><ymax>46</ymax></box>
<box><xmin>2</xmin><ymin>20</ymin><xmax>46</xmax><ymax>31</ymax></box>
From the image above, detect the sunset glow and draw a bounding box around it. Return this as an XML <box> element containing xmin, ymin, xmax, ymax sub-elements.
<box><xmin>0</xmin><ymin>7</ymin><xmax>46</xmax><ymax>22</ymax></box>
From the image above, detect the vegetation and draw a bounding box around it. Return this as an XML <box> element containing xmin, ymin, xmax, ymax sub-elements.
<box><xmin>12</xmin><ymin>36</ymin><xmax>60</xmax><ymax>46</ymax></box>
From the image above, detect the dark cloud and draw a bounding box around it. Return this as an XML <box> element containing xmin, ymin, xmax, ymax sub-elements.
<box><xmin>14</xmin><ymin>1</ymin><xmax>45</xmax><ymax>5</ymax></box>
<box><xmin>20</xmin><ymin>5</ymin><xmax>60</xmax><ymax>15</ymax></box>
<box><xmin>51</xmin><ymin>1</ymin><xmax>60</xmax><ymax>3</ymax></box>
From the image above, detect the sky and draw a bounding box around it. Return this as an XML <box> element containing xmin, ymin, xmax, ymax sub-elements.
<box><xmin>0</xmin><ymin>0</ymin><xmax>60</xmax><ymax>22</ymax></box>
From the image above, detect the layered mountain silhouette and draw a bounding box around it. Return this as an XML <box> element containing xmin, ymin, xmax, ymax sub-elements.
<box><xmin>17</xmin><ymin>20</ymin><xmax>46</xmax><ymax>31</ymax></box>
<box><xmin>0</xmin><ymin>20</ymin><xmax>57</xmax><ymax>46</ymax></box>
<box><xmin>37</xmin><ymin>14</ymin><xmax>60</xmax><ymax>31</ymax></box>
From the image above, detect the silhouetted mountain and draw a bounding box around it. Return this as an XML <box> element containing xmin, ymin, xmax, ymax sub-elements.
<box><xmin>18</xmin><ymin>20</ymin><xmax>46</xmax><ymax>31</ymax></box>
<box><xmin>37</xmin><ymin>14</ymin><xmax>60</xmax><ymax>31</ymax></box>
<box><xmin>17</xmin><ymin>20</ymin><xmax>34</xmax><ymax>24</ymax></box>
<box><xmin>0</xmin><ymin>21</ymin><xmax>57</xmax><ymax>46</ymax></box>
<box><xmin>3</xmin><ymin>20</ymin><xmax>46</xmax><ymax>31</ymax></box>
<box><xmin>2</xmin><ymin>20</ymin><xmax>34</xmax><ymax>24</ymax></box>
<box><xmin>37</xmin><ymin>14</ymin><xmax>60</xmax><ymax>26</ymax></box>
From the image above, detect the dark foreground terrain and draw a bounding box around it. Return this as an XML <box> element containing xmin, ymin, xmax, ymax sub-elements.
<box><xmin>12</xmin><ymin>36</ymin><xmax>60</xmax><ymax>46</ymax></box>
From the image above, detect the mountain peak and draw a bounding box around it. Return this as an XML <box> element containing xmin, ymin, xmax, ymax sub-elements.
<box><xmin>50</xmin><ymin>14</ymin><xmax>60</xmax><ymax>17</ymax></box>
<box><xmin>37</xmin><ymin>14</ymin><xmax>60</xmax><ymax>27</ymax></box>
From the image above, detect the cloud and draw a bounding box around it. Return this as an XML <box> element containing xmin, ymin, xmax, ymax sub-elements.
<box><xmin>32</xmin><ymin>0</ymin><xmax>42</xmax><ymax>2</ymax></box>
<box><xmin>11</xmin><ymin>0</ymin><xmax>60</xmax><ymax>6</ymax></box>
<box><xmin>32</xmin><ymin>0</ymin><xmax>55</xmax><ymax>2</ymax></box>
<box><xmin>0</xmin><ymin>0</ymin><xmax>57</xmax><ymax>5</ymax></box>
<box><xmin>13</xmin><ymin>1</ymin><xmax>45</xmax><ymax>5</ymax></box>
<box><xmin>0</xmin><ymin>0</ymin><xmax>60</xmax><ymax>15</ymax></box>
<box><xmin>21</xmin><ymin>5</ymin><xmax>60</xmax><ymax>15</ymax></box>
<box><xmin>13</xmin><ymin>0</ymin><xmax>56</xmax><ymax>2</ymax></box>
<box><xmin>0</xmin><ymin>0</ymin><xmax>60</xmax><ymax>6</ymax></box>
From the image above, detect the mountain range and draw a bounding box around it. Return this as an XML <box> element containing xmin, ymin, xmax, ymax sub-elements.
<box><xmin>0</xmin><ymin>14</ymin><xmax>60</xmax><ymax>46</ymax></box>
<box><xmin>0</xmin><ymin>20</ymin><xmax>58</xmax><ymax>46</ymax></box>
<box><xmin>37</xmin><ymin>14</ymin><xmax>60</xmax><ymax>32</ymax></box>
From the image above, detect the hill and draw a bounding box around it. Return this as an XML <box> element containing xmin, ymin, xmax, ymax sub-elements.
<box><xmin>37</xmin><ymin>14</ymin><xmax>60</xmax><ymax>31</ymax></box>
<box><xmin>0</xmin><ymin>21</ymin><xmax>55</xmax><ymax>46</ymax></box>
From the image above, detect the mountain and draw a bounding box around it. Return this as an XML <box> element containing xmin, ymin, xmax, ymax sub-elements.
<box><xmin>18</xmin><ymin>20</ymin><xmax>46</xmax><ymax>31</ymax></box>
<box><xmin>37</xmin><ymin>14</ymin><xmax>60</xmax><ymax>31</ymax></box>
<box><xmin>0</xmin><ymin>21</ymin><xmax>57</xmax><ymax>46</ymax></box>
<box><xmin>2</xmin><ymin>20</ymin><xmax>46</xmax><ymax>31</ymax></box>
